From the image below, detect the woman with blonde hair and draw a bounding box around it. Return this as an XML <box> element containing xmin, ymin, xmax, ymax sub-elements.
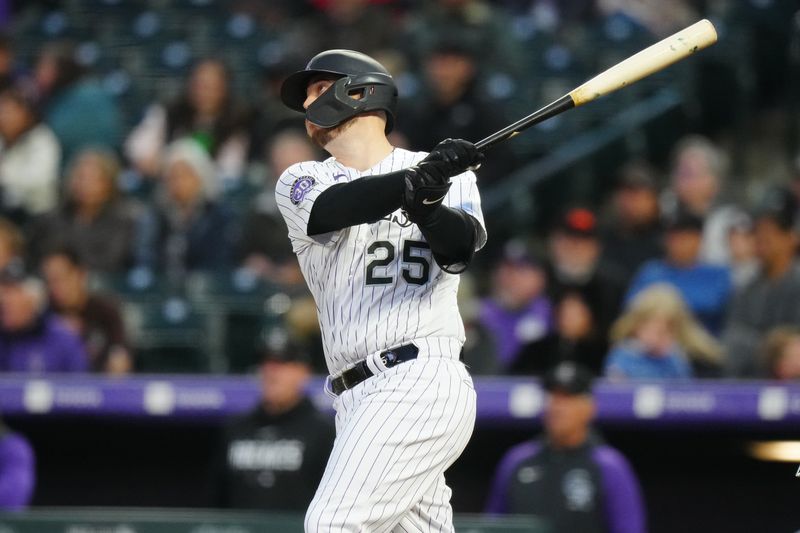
<box><xmin>604</xmin><ymin>283</ymin><xmax>722</xmax><ymax>380</ymax></box>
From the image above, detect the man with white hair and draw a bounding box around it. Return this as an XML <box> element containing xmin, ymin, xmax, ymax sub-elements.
<box><xmin>0</xmin><ymin>259</ymin><xmax>87</xmax><ymax>372</ymax></box>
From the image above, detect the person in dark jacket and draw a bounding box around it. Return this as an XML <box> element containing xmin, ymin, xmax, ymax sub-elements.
<box><xmin>486</xmin><ymin>362</ymin><xmax>646</xmax><ymax>533</ymax></box>
<box><xmin>217</xmin><ymin>331</ymin><xmax>335</xmax><ymax>511</ymax></box>
<box><xmin>135</xmin><ymin>138</ymin><xmax>236</xmax><ymax>275</ymax></box>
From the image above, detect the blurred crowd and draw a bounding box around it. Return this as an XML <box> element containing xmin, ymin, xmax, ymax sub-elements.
<box><xmin>0</xmin><ymin>0</ymin><xmax>795</xmax><ymax>383</ymax></box>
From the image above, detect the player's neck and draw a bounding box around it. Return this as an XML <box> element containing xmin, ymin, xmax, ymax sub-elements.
<box><xmin>326</xmin><ymin>120</ymin><xmax>394</xmax><ymax>171</ymax></box>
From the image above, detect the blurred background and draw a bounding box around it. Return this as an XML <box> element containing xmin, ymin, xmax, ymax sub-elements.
<box><xmin>0</xmin><ymin>0</ymin><xmax>797</xmax><ymax>531</ymax></box>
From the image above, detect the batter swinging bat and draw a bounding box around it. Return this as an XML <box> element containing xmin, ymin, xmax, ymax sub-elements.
<box><xmin>475</xmin><ymin>19</ymin><xmax>718</xmax><ymax>151</ymax></box>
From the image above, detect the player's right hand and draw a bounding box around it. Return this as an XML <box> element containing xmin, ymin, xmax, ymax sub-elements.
<box><xmin>417</xmin><ymin>139</ymin><xmax>484</xmax><ymax>184</ymax></box>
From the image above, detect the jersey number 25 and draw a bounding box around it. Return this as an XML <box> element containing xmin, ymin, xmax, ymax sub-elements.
<box><xmin>366</xmin><ymin>240</ymin><xmax>431</xmax><ymax>286</ymax></box>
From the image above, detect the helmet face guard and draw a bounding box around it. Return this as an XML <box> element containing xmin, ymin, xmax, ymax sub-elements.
<box><xmin>305</xmin><ymin>73</ymin><xmax>397</xmax><ymax>133</ymax></box>
<box><xmin>280</xmin><ymin>49</ymin><xmax>398</xmax><ymax>134</ymax></box>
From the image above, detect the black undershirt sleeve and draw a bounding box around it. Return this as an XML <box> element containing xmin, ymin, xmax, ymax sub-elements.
<box><xmin>306</xmin><ymin>171</ymin><xmax>406</xmax><ymax>235</ymax></box>
<box><xmin>417</xmin><ymin>207</ymin><xmax>479</xmax><ymax>274</ymax></box>
<box><xmin>306</xmin><ymin>170</ymin><xmax>479</xmax><ymax>273</ymax></box>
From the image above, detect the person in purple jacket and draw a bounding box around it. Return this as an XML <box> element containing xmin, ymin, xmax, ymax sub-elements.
<box><xmin>486</xmin><ymin>362</ymin><xmax>646</xmax><ymax>533</ymax></box>
<box><xmin>0</xmin><ymin>260</ymin><xmax>87</xmax><ymax>373</ymax></box>
<box><xmin>0</xmin><ymin>419</ymin><xmax>35</xmax><ymax>510</ymax></box>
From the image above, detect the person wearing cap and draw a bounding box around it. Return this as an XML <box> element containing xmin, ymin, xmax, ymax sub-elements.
<box><xmin>0</xmin><ymin>260</ymin><xmax>87</xmax><ymax>373</ymax></box>
<box><xmin>722</xmin><ymin>186</ymin><xmax>800</xmax><ymax>377</ymax></box>
<box><xmin>600</xmin><ymin>160</ymin><xmax>664</xmax><ymax>280</ymax></box>
<box><xmin>217</xmin><ymin>332</ymin><xmax>334</xmax><ymax>511</ymax></box>
<box><xmin>547</xmin><ymin>207</ymin><xmax>627</xmax><ymax>345</ymax></box>
<box><xmin>625</xmin><ymin>210</ymin><xmax>732</xmax><ymax>336</ymax></box>
<box><xmin>485</xmin><ymin>362</ymin><xmax>646</xmax><ymax>533</ymax></box>
<box><xmin>479</xmin><ymin>239</ymin><xmax>552</xmax><ymax>371</ymax></box>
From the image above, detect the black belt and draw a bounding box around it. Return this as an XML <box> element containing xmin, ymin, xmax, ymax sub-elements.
<box><xmin>331</xmin><ymin>344</ymin><xmax>419</xmax><ymax>395</ymax></box>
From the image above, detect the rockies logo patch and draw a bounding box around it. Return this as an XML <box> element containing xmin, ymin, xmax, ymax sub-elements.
<box><xmin>290</xmin><ymin>176</ymin><xmax>315</xmax><ymax>205</ymax></box>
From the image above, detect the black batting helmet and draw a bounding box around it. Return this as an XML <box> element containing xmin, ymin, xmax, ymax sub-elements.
<box><xmin>280</xmin><ymin>49</ymin><xmax>398</xmax><ymax>133</ymax></box>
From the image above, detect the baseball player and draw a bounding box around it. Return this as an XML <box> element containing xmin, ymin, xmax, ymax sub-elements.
<box><xmin>275</xmin><ymin>49</ymin><xmax>486</xmax><ymax>532</ymax></box>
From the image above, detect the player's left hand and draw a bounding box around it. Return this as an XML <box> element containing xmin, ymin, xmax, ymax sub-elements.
<box><xmin>401</xmin><ymin>165</ymin><xmax>451</xmax><ymax>223</ymax></box>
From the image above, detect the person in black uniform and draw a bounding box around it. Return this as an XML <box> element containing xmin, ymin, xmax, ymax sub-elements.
<box><xmin>485</xmin><ymin>362</ymin><xmax>646</xmax><ymax>533</ymax></box>
<box><xmin>217</xmin><ymin>331</ymin><xmax>335</xmax><ymax>511</ymax></box>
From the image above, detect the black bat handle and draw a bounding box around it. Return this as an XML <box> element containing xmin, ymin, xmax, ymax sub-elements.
<box><xmin>474</xmin><ymin>94</ymin><xmax>576</xmax><ymax>152</ymax></box>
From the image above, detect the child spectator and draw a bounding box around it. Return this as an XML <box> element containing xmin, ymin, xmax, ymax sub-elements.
<box><xmin>41</xmin><ymin>248</ymin><xmax>131</xmax><ymax>375</ymax></box>
<box><xmin>28</xmin><ymin>147</ymin><xmax>137</xmax><ymax>272</ymax></box>
<box><xmin>134</xmin><ymin>139</ymin><xmax>236</xmax><ymax>275</ymax></box>
<box><xmin>0</xmin><ymin>86</ymin><xmax>60</xmax><ymax>223</ymax></box>
<box><xmin>762</xmin><ymin>326</ymin><xmax>800</xmax><ymax>381</ymax></box>
<box><xmin>625</xmin><ymin>210</ymin><xmax>732</xmax><ymax>335</ymax></box>
<box><xmin>0</xmin><ymin>260</ymin><xmax>87</xmax><ymax>373</ymax></box>
<box><xmin>605</xmin><ymin>284</ymin><xmax>722</xmax><ymax>380</ymax></box>
<box><xmin>125</xmin><ymin>58</ymin><xmax>250</xmax><ymax>183</ymax></box>
<box><xmin>479</xmin><ymin>240</ymin><xmax>551</xmax><ymax>371</ymax></box>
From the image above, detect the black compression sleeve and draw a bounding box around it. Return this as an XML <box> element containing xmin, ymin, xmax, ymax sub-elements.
<box><xmin>306</xmin><ymin>171</ymin><xmax>406</xmax><ymax>235</ymax></box>
<box><xmin>417</xmin><ymin>207</ymin><xmax>479</xmax><ymax>274</ymax></box>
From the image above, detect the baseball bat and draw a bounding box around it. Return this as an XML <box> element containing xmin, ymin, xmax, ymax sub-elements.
<box><xmin>474</xmin><ymin>19</ymin><xmax>718</xmax><ymax>151</ymax></box>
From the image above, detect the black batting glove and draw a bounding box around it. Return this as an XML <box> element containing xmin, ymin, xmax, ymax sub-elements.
<box><xmin>401</xmin><ymin>166</ymin><xmax>451</xmax><ymax>223</ymax></box>
<box><xmin>401</xmin><ymin>139</ymin><xmax>484</xmax><ymax>224</ymax></box>
<box><xmin>418</xmin><ymin>138</ymin><xmax>484</xmax><ymax>183</ymax></box>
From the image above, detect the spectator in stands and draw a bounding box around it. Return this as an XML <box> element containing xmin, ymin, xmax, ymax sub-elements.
<box><xmin>135</xmin><ymin>139</ymin><xmax>236</xmax><ymax>276</ymax></box>
<box><xmin>0</xmin><ymin>217</ymin><xmax>23</xmax><ymax>272</ymax></box>
<box><xmin>125</xmin><ymin>58</ymin><xmax>250</xmax><ymax>183</ymax></box>
<box><xmin>723</xmin><ymin>187</ymin><xmax>800</xmax><ymax>377</ymax></box>
<box><xmin>479</xmin><ymin>240</ymin><xmax>551</xmax><ymax>371</ymax></box>
<box><xmin>0</xmin><ymin>417</ymin><xmax>35</xmax><ymax>510</ymax></box>
<box><xmin>0</xmin><ymin>260</ymin><xmax>87</xmax><ymax>373</ymax></box>
<box><xmin>547</xmin><ymin>207</ymin><xmax>627</xmax><ymax>343</ymax></box>
<box><xmin>662</xmin><ymin>135</ymin><xmax>740</xmax><ymax>265</ymax></box>
<box><xmin>27</xmin><ymin>147</ymin><xmax>137</xmax><ymax>272</ymax></box>
<box><xmin>239</xmin><ymin>127</ymin><xmax>314</xmax><ymax>286</ymax></box>
<box><xmin>606</xmin><ymin>284</ymin><xmax>722</xmax><ymax>380</ymax></box>
<box><xmin>404</xmin><ymin>0</ymin><xmax>524</xmax><ymax>77</ymax></box>
<box><xmin>303</xmin><ymin>0</ymin><xmax>396</xmax><ymax>55</ymax></box>
<box><xmin>33</xmin><ymin>42</ymin><xmax>123</xmax><ymax>166</ymax></box>
<box><xmin>217</xmin><ymin>330</ymin><xmax>334</xmax><ymax>511</ymax></box>
<box><xmin>0</xmin><ymin>86</ymin><xmax>60</xmax><ymax>224</ymax></box>
<box><xmin>625</xmin><ymin>210</ymin><xmax>732</xmax><ymax>335</ymax></box>
<box><xmin>762</xmin><ymin>326</ymin><xmax>800</xmax><ymax>381</ymax></box>
<box><xmin>513</xmin><ymin>290</ymin><xmax>608</xmax><ymax>376</ymax></box>
<box><xmin>486</xmin><ymin>362</ymin><xmax>646</xmax><ymax>533</ymax></box>
<box><xmin>727</xmin><ymin>210</ymin><xmax>758</xmax><ymax>289</ymax></box>
<box><xmin>398</xmin><ymin>38</ymin><xmax>512</xmax><ymax>183</ymax></box>
<box><xmin>600</xmin><ymin>160</ymin><xmax>664</xmax><ymax>280</ymax></box>
<box><xmin>41</xmin><ymin>248</ymin><xmax>131</xmax><ymax>375</ymax></box>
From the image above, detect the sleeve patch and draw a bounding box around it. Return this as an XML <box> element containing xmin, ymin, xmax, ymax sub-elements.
<box><xmin>290</xmin><ymin>176</ymin><xmax>316</xmax><ymax>205</ymax></box>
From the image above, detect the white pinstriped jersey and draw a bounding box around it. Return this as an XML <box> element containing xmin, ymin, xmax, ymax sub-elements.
<box><xmin>275</xmin><ymin>148</ymin><xmax>486</xmax><ymax>376</ymax></box>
